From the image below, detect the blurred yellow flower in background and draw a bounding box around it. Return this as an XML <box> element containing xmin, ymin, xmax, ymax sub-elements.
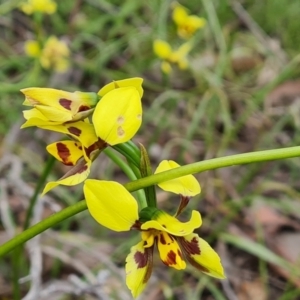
<box><xmin>24</xmin><ymin>36</ymin><xmax>70</xmax><ymax>72</ymax></box>
<box><xmin>172</xmin><ymin>4</ymin><xmax>206</xmax><ymax>39</ymax></box>
<box><xmin>20</xmin><ymin>0</ymin><xmax>57</xmax><ymax>15</ymax></box>
<box><xmin>24</xmin><ymin>40</ymin><xmax>41</xmax><ymax>57</ymax></box>
<box><xmin>153</xmin><ymin>39</ymin><xmax>192</xmax><ymax>74</ymax></box>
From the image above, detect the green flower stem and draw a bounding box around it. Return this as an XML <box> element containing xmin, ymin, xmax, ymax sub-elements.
<box><xmin>1</xmin><ymin>146</ymin><xmax>300</xmax><ymax>257</ymax></box>
<box><xmin>126</xmin><ymin>146</ymin><xmax>300</xmax><ymax>191</ymax></box>
<box><xmin>103</xmin><ymin>148</ymin><xmax>147</xmax><ymax>207</ymax></box>
<box><xmin>113</xmin><ymin>142</ymin><xmax>141</xmax><ymax>167</ymax></box>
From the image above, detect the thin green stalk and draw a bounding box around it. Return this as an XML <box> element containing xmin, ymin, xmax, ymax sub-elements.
<box><xmin>125</xmin><ymin>146</ymin><xmax>300</xmax><ymax>191</ymax></box>
<box><xmin>113</xmin><ymin>142</ymin><xmax>140</xmax><ymax>167</ymax></box>
<box><xmin>103</xmin><ymin>148</ymin><xmax>147</xmax><ymax>207</ymax></box>
<box><xmin>1</xmin><ymin>146</ymin><xmax>300</xmax><ymax>257</ymax></box>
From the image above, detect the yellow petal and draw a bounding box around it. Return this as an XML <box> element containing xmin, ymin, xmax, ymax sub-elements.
<box><xmin>84</xmin><ymin>180</ymin><xmax>139</xmax><ymax>231</ymax></box>
<box><xmin>21</xmin><ymin>88</ymin><xmax>76</xmax><ymax>109</ymax></box>
<box><xmin>141</xmin><ymin>210</ymin><xmax>202</xmax><ymax>236</ymax></box>
<box><xmin>187</xmin><ymin>16</ymin><xmax>206</xmax><ymax>30</ymax></box>
<box><xmin>32</xmin><ymin>121</ymin><xmax>98</xmax><ymax>148</ymax></box>
<box><xmin>172</xmin><ymin>5</ymin><xmax>188</xmax><ymax>26</ymax></box>
<box><xmin>42</xmin><ymin>160</ymin><xmax>91</xmax><ymax>195</ymax></box>
<box><xmin>157</xmin><ymin>232</ymin><xmax>186</xmax><ymax>270</ymax></box>
<box><xmin>154</xmin><ymin>160</ymin><xmax>201</xmax><ymax>197</ymax></box>
<box><xmin>125</xmin><ymin>241</ymin><xmax>153</xmax><ymax>298</ymax></box>
<box><xmin>178</xmin><ymin>233</ymin><xmax>226</xmax><ymax>279</ymax></box>
<box><xmin>21</xmin><ymin>88</ymin><xmax>98</xmax><ymax>115</ymax></box>
<box><xmin>153</xmin><ymin>40</ymin><xmax>172</xmax><ymax>59</ymax></box>
<box><xmin>34</xmin><ymin>105</ymin><xmax>73</xmax><ymax>122</ymax></box>
<box><xmin>161</xmin><ymin>61</ymin><xmax>172</xmax><ymax>74</ymax></box>
<box><xmin>23</xmin><ymin>107</ymin><xmax>48</xmax><ymax>120</ymax></box>
<box><xmin>98</xmin><ymin>77</ymin><xmax>144</xmax><ymax>98</ymax></box>
<box><xmin>93</xmin><ymin>87</ymin><xmax>142</xmax><ymax>146</ymax></box>
<box><xmin>46</xmin><ymin>141</ymin><xmax>84</xmax><ymax>166</ymax></box>
<box><xmin>21</xmin><ymin>117</ymin><xmax>62</xmax><ymax>128</ymax></box>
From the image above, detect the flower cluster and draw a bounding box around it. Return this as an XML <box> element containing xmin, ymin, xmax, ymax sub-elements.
<box><xmin>153</xmin><ymin>3</ymin><xmax>206</xmax><ymax>74</ymax></box>
<box><xmin>21</xmin><ymin>76</ymin><xmax>225</xmax><ymax>297</ymax></box>
<box><xmin>25</xmin><ymin>36</ymin><xmax>70</xmax><ymax>72</ymax></box>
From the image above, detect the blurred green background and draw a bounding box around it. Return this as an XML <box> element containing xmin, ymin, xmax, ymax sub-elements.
<box><xmin>1</xmin><ymin>0</ymin><xmax>300</xmax><ymax>299</ymax></box>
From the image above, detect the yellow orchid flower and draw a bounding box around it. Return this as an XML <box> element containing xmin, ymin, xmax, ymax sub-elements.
<box><xmin>84</xmin><ymin>180</ymin><xmax>225</xmax><ymax>298</ymax></box>
<box><xmin>35</xmin><ymin>80</ymin><xmax>143</xmax><ymax>194</ymax></box>
<box><xmin>153</xmin><ymin>40</ymin><xmax>192</xmax><ymax>74</ymax></box>
<box><xmin>21</xmin><ymin>88</ymin><xmax>98</xmax><ymax>127</ymax></box>
<box><xmin>172</xmin><ymin>4</ymin><xmax>206</xmax><ymax>39</ymax></box>
<box><xmin>20</xmin><ymin>0</ymin><xmax>57</xmax><ymax>15</ymax></box>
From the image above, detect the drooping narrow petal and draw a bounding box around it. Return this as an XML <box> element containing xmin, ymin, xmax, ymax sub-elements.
<box><xmin>46</xmin><ymin>141</ymin><xmax>84</xmax><ymax>166</ymax></box>
<box><xmin>84</xmin><ymin>180</ymin><xmax>139</xmax><ymax>231</ymax></box>
<box><xmin>125</xmin><ymin>241</ymin><xmax>153</xmax><ymax>298</ymax></box>
<box><xmin>141</xmin><ymin>210</ymin><xmax>202</xmax><ymax>236</ymax></box>
<box><xmin>98</xmin><ymin>77</ymin><xmax>144</xmax><ymax>98</ymax></box>
<box><xmin>178</xmin><ymin>233</ymin><xmax>225</xmax><ymax>279</ymax></box>
<box><xmin>42</xmin><ymin>159</ymin><xmax>91</xmax><ymax>195</ymax></box>
<box><xmin>157</xmin><ymin>231</ymin><xmax>186</xmax><ymax>270</ymax></box>
<box><xmin>154</xmin><ymin>160</ymin><xmax>201</xmax><ymax>197</ymax></box>
<box><xmin>93</xmin><ymin>87</ymin><xmax>142</xmax><ymax>146</ymax></box>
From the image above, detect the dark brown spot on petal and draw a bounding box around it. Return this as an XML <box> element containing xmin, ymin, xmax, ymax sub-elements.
<box><xmin>134</xmin><ymin>251</ymin><xmax>148</xmax><ymax>269</ymax></box>
<box><xmin>164</xmin><ymin>250</ymin><xmax>177</xmax><ymax>266</ymax></box>
<box><xmin>177</xmin><ymin>236</ymin><xmax>210</xmax><ymax>272</ymax></box>
<box><xmin>68</xmin><ymin>127</ymin><xmax>81</xmax><ymax>136</ymax></box>
<box><xmin>59</xmin><ymin>99</ymin><xmax>72</xmax><ymax>110</ymax></box>
<box><xmin>78</xmin><ymin>164</ymin><xmax>88</xmax><ymax>174</ymax></box>
<box><xmin>143</xmin><ymin>247</ymin><xmax>154</xmax><ymax>283</ymax></box>
<box><xmin>78</xmin><ymin>105</ymin><xmax>90</xmax><ymax>112</ymax></box>
<box><xmin>56</xmin><ymin>142</ymin><xmax>73</xmax><ymax>166</ymax></box>
<box><xmin>85</xmin><ymin>139</ymin><xmax>107</xmax><ymax>158</ymax></box>
<box><xmin>159</xmin><ymin>234</ymin><xmax>166</xmax><ymax>245</ymax></box>
<box><xmin>179</xmin><ymin>236</ymin><xmax>201</xmax><ymax>255</ymax></box>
